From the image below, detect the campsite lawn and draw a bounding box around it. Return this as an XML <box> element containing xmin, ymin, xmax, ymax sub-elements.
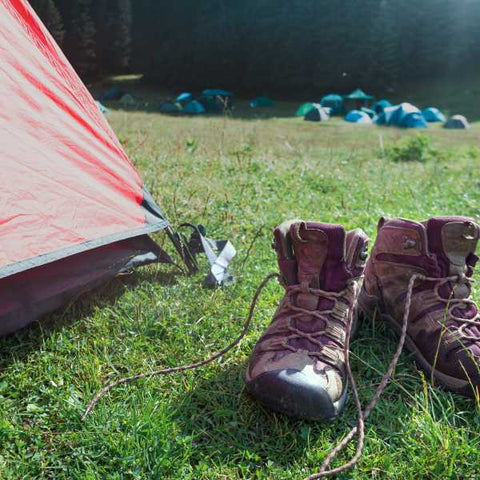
<box><xmin>1</xmin><ymin>95</ymin><xmax>480</xmax><ymax>479</ymax></box>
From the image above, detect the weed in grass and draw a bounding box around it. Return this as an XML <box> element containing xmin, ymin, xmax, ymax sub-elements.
<box><xmin>387</xmin><ymin>134</ymin><xmax>437</xmax><ymax>163</ymax></box>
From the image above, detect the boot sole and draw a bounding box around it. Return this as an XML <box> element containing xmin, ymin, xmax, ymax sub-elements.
<box><xmin>358</xmin><ymin>291</ymin><xmax>475</xmax><ymax>396</ymax></box>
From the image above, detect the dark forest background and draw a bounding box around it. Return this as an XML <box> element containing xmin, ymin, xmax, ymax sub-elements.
<box><xmin>31</xmin><ymin>0</ymin><xmax>480</xmax><ymax>95</ymax></box>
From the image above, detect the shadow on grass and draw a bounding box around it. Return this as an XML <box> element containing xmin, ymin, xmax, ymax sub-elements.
<box><xmin>167</xmin><ymin>361</ymin><xmax>320</xmax><ymax>469</ymax></box>
<box><xmin>163</xmin><ymin>317</ymin><xmax>480</xmax><ymax>473</ymax></box>
<box><xmin>0</xmin><ymin>267</ymin><xmax>180</xmax><ymax>369</ymax></box>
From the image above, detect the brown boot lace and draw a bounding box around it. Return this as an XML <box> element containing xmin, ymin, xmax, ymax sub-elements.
<box><xmin>431</xmin><ymin>273</ymin><xmax>480</xmax><ymax>342</ymax></box>
<box><xmin>83</xmin><ymin>272</ymin><xmax>455</xmax><ymax>478</ymax></box>
<box><xmin>259</xmin><ymin>282</ymin><xmax>358</xmax><ymax>369</ymax></box>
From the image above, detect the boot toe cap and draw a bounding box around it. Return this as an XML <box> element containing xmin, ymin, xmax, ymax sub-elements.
<box><xmin>245</xmin><ymin>368</ymin><xmax>347</xmax><ymax>422</ymax></box>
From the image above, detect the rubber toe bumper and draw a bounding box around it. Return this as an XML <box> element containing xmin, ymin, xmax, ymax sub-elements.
<box><xmin>245</xmin><ymin>368</ymin><xmax>347</xmax><ymax>422</ymax></box>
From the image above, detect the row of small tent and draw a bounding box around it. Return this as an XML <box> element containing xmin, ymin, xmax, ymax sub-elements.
<box><xmin>98</xmin><ymin>88</ymin><xmax>137</xmax><ymax>106</ymax></box>
<box><xmin>296</xmin><ymin>101</ymin><xmax>470</xmax><ymax>129</ymax></box>
<box><xmin>160</xmin><ymin>91</ymin><xmax>276</xmax><ymax>115</ymax></box>
<box><xmin>161</xmin><ymin>90</ymin><xmax>233</xmax><ymax>115</ymax></box>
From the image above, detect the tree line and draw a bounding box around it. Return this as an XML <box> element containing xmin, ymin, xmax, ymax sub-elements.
<box><xmin>32</xmin><ymin>0</ymin><xmax>480</xmax><ymax>95</ymax></box>
<box><xmin>30</xmin><ymin>0</ymin><xmax>132</xmax><ymax>77</ymax></box>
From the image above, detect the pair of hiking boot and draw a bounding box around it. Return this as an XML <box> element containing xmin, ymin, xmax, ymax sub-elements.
<box><xmin>246</xmin><ymin>217</ymin><xmax>480</xmax><ymax>422</ymax></box>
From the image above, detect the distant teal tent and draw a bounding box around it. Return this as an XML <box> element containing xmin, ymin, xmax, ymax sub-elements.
<box><xmin>344</xmin><ymin>89</ymin><xmax>375</xmax><ymax>110</ymax></box>
<box><xmin>422</xmin><ymin>107</ymin><xmax>446</xmax><ymax>123</ymax></box>
<box><xmin>345</xmin><ymin>110</ymin><xmax>373</xmax><ymax>124</ymax></box>
<box><xmin>99</xmin><ymin>88</ymin><xmax>125</xmax><ymax>102</ymax></box>
<box><xmin>183</xmin><ymin>100</ymin><xmax>206</xmax><ymax>115</ymax></box>
<box><xmin>250</xmin><ymin>96</ymin><xmax>274</xmax><ymax>108</ymax></box>
<box><xmin>402</xmin><ymin>112</ymin><xmax>428</xmax><ymax>128</ymax></box>
<box><xmin>376</xmin><ymin>103</ymin><xmax>427</xmax><ymax>128</ymax></box>
<box><xmin>175</xmin><ymin>92</ymin><xmax>194</xmax><ymax>103</ymax></box>
<box><xmin>390</xmin><ymin>103</ymin><xmax>420</xmax><ymax>125</ymax></box>
<box><xmin>344</xmin><ymin>89</ymin><xmax>374</xmax><ymax>101</ymax></box>
<box><xmin>320</xmin><ymin>94</ymin><xmax>344</xmax><ymax>115</ymax></box>
<box><xmin>159</xmin><ymin>101</ymin><xmax>181</xmax><ymax>114</ymax></box>
<box><xmin>295</xmin><ymin>102</ymin><xmax>315</xmax><ymax>117</ymax></box>
<box><xmin>373</xmin><ymin>99</ymin><xmax>392</xmax><ymax>114</ymax></box>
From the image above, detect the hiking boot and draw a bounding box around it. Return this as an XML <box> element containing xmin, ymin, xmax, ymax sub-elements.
<box><xmin>245</xmin><ymin>220</ymin><xmax>368</xmax><ymax>421</ymax></box>
<box><xmin>358</xmin><ymin>216</ymin><xmax>480</xmax><ymax>396</ymax></box>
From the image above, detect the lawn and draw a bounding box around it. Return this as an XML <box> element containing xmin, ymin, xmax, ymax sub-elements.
<box><xmin>1</xmin><ymin>94</ymin><xmax>480</xmax><ymax>479</ymax></box>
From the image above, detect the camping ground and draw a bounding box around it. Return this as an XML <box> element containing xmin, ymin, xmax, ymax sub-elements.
<box><xmin>1</xmin><ymin>86</ymin><xmax>480</xmax><ymax>479</ymax></box>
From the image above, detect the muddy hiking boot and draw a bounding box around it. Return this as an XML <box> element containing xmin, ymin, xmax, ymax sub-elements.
<box><xmin>359</xmin><ymin>216</ymin><xmax>480</xmax><ymax>396</ymax></box>
<box><xmin>245</xmin><ymin>220</ymin><xmax>368</xmax><ymax>421</ymax></box>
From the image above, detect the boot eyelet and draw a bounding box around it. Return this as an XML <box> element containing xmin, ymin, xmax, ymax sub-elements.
<box><xmin>463</xmin><ymin>222</ymin><xmax>476</xmax><ymax>240</ymax></box>
<box><xmin>404</xmin><ymin>238</ymin><xmax>417</xmax><ymax>249</ymax></box>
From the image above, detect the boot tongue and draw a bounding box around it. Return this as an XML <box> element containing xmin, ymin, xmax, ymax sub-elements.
<box><xmin>289</xmin><ymin>222</ymin><xmax>345</xmax><ymax>312</ymax></box>
<box><xmin>290</xmin><ymin>222</ymin><xmax>345</xmax><ymax>290</ymax></box>
<box><xmin>425</xmin><ymin>217</ymin><xmax>480</xmax><ymax>298</ymax></box>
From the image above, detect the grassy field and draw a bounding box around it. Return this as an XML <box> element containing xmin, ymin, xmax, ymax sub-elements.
<box><xmin>1</xmin><ymin>90</ymin><xmax>480</xmax><ymax>479</ymax></box>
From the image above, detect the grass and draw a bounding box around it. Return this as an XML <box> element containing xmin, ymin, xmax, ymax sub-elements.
<box><xmin>1</xmin><ymin>90</ymin><xmax>480</xmax><ymax>479</ymax></box>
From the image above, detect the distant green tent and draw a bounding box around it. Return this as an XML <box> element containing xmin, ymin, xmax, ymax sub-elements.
<box><xmin>250</xmin><ymin>96</ymin><xmax>275</xmax><ymax>108</ymax></box>
<box><xmin>295</xmin><ymin>102</ymin><xmax>316</xmax><ymax>117</ymax></box>
<box><xmin>344</xmin><ymin>89</ymin><xmax>374</xmax><ymax>110</ymax></box>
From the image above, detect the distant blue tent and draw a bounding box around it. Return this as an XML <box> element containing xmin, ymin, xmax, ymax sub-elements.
<box><xmin>376</xmin><ymin>103</ymin><xmax>427</xmax><ymax>128</ymax></box>
<box><xmin>375</xmin><ymin>106</ymin><xmax>398</xmax><ymax>125</ymax></box>
<box><xmin>183</xmin><ymin>100</ymin><xmax>206</xmax><ymax>115</ymax></box>
<box><xmin>402</xmin><ymin>112</ymin><xmax>428</xmax><ymax>128</ymax></box>
<box><xmin>422</xmin><ymin>107</ymin><xmax>446</xmax><ymax>123</ymax></box>
<box><xmin>175</xmin><ymin>92</ymin><xmax>194</xmax><ymax>103</ymax></box>
<box><xmin>390</xmin><ymin>103</ymin><xmax>420</xmax><ymax>125</ymax></box>
<box><xmin>373</xmin><ymin>99</ymin><xmax>392</xmax><ymax>114</ymax></box>
<box><xmin>201</xmin><ymin>89</ymin><xmax>233</xmax><ymax>98</ymax></box>
<box><xmin>320</xmin><ymin>94</ymin><xmax>344</xmax><ymax>115</ymax></box>
<box><xmin>345</xmin><ymin>110</ymin><xmax>373</xmax><ymax>124</ymax></box>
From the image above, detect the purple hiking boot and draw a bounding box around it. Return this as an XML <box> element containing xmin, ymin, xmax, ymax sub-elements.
<box><xmin>245</xmin><ymin>220</ymin><xmax>368</xmax><ymax>421</ymax></box>
<box><xmin>359</xmin><ymin>216</ymin><xmax>480</xmax><ymax>397</ymax></box>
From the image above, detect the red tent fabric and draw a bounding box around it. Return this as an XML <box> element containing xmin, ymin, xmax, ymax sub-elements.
<box><xmin>0</xmin><ymin>0</ymin><xmax>170</xmax><ymax>334</ymax></box>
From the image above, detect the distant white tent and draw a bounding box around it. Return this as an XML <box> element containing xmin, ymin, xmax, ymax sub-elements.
<box><xmin>444</xmin><ymin>115</ymin><xmax>470</xmax><ymax>129</ymax></box>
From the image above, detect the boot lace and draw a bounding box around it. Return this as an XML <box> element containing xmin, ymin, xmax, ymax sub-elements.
<box><xmin>431</xmin><ymin>274</ymin><xmax>480</xmax><ymax>343</ymax></box>
<box><xmin>259</xmin><ymin>282</ymin><xmax>356</xmax><ymax>369</ymax></box>
<box><xmin>83</xmin><ymin>273</ymin><xmax>473</xmax><ymax>478</ymax></box>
